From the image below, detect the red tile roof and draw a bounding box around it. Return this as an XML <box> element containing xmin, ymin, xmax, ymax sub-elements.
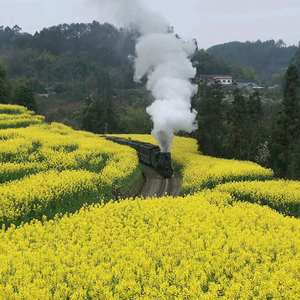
<box><xmin>213</xmin><ymin>75</ymin><xmax>232</xmax><ymax>79</ymax></box>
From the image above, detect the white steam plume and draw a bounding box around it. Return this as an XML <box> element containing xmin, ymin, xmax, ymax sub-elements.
<box><xmin>86</xmin><ymin>0</ymin><xmax>169</xmax><ymax>34</ymax></box>
<box><xmin>134</xmin><ymin>33</ymin><xmax>198</xmax><ymax>152</ymax></box>
<box><xmin>88</xmin><ymin>0</ymin><xmax>198</xmax><ymax>152</ymax></box>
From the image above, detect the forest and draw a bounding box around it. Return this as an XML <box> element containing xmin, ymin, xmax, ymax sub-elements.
<box><xmin>1</xmin><ymin>22</ymin><xmax>300</xmax><ymax>180</ymax></box>
<box><xmin>208</xmin><ymin>39</ymin><xmax>299</xmax><ymax>85</ymax></box>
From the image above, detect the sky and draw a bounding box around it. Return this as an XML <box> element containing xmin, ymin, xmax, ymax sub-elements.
<box><xmin>0</xmin><ymin>0</ymin><xmax>300</xmax><ymax>49</ymax></box>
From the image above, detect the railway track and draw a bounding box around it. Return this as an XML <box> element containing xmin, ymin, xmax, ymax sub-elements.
<box><xmin>156</xmin><ymin>177</ymin><xmax>174</xmax><ymax>197</ymax></box>
<box><xmin>136</xmin><ymin>163</ymin><xmax>181</xmax><ymax>198</ymax></box>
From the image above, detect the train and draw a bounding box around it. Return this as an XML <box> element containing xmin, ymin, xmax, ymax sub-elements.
<box><xmin>103</xmin><ymin>136</ymin><xmax>174</xmax><ymax>178</ymax></box>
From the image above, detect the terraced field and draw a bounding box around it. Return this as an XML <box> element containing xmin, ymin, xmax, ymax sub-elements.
<box><xmin>1</xmin><ymin>105</ymin><xmax>300</xmax><ymax>299</ymax></box>
<box><xmin>0</xmin><ymin>105</ymin><xmax>138</xmax><ymax>228</ymax></box>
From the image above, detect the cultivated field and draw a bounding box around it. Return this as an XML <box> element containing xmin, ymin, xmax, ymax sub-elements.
<box><xmin>1</xmin><ymin>105</ymin><xmax>300</xmax><ymax>299</ymax></box>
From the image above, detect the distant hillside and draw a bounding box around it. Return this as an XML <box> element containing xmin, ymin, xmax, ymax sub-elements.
<box><xmin>191</xmin><ymin>49</ymin><xmax>261</xmax><ymax>84</ymax></box>
<box><xmin>207</xmin><ymin>40</ymin><xmax>298</xmax><ymax>84</ymax></box>
<box><xmin>0</xmin><ymin>22</ymin><xmax>138</xmax><ymax>95</ymax></box>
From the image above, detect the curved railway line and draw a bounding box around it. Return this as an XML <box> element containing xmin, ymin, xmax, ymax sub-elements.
<box><xmin>156</xmin><ymin>177</ymin><xmax>173</xmax><ymax>197</ymax></box>
<box><xmin>103</xmin><ymin>136</ymin><xmax>181</xmax><ymax>199</ymax></box>
<box><xmin>136</xmin><ymin>163</ymin><xmax>182</xmax><ymax>199</ymax></box>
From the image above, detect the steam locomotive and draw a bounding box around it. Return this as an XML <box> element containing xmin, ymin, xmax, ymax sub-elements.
<box><xmin>104</xmin><ymin>136</ymin><xmax>174</xmax><ymax>178</ymax></box>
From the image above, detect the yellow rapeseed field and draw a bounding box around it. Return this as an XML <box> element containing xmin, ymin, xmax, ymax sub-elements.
<box><xmin>2</xmin><ymin>105</ymin><xmax>300</xmax><ymax>299</ymax></box>
<box><xmin>180</xmin><ymin>154</ymin><xmax>274</xmax><ymax>194</ymax></box>
<box><xmin>1</xmin><ymin>192</ymin><xmax>300</xmax><ymax>299</ymax></box>
<box><xmin>111</xmin><ymin>134</ymin><xmax>274</xmax><ymax>194</ymax></box>
<box><xmin>0</xmin><ymin>105</ymin><xmax>138</xmax><ymax>227</ymax></box>
<box><xmin>0</xmin><ymin>104</ymin><xmax>44</xmax><ymax>129</ymax></box>
<box><xmin>0</xmin><ymin>104</ymin><xmax>29</xmax><ymax>115</ymax></box>
<box><xmin>216</xmin><ymin>179</ymin><xmax>300</xmax><ymax>218</ymax></box>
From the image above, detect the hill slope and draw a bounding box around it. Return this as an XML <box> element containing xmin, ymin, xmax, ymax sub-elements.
<box><xmin>207</xmin><ymin>40</ymin><xmax>298</xmax><ymax>83</ymax></box>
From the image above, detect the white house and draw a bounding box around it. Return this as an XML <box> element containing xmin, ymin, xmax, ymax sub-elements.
<box><xmin>212</xmin><ymin>75</ymin><xmax>233</xmax><ymax>85</ymax></box>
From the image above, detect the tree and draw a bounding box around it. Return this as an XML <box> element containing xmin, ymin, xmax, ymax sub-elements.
<box><xmin>246</xmin><ymin>90</ymin><xmax>263</xmax><ymax>160</ymax></box>
<box><xmin>81</xmin><ymin>71</ymin><xmax>118</xmax><ymax>134</ymax></box>
<box><xmin>208</xmin><ymin>40</ymin><xmax>298</xmax><ymax>83</ymax></box>
<box><xmin>12</xmin><ymin>25</ymin><xmax>22</xmax><ymax>35</ymax></box>
<box><xmin>226</xmin><ymin>88</ymin><xmax>248</xmax><ymax>159</ymax></box>
<box><xmin>193</xmin><ymin>81</ymin><xmax>225</xmax><ymax>157</ymax></box>
<box><xmin>289</xmin><ymin>138</ymin><xmax>300</xmax><ymax>179</ymax></box>
<box><xmin>81</xmin><ymin>94</ymin><xmax>103</xmax><ymax>134</ymax></box>
<box><xmin>269</xmin><ymin>64</ymin><xmax>300</xmax><ymax>178</ymax></box>
<box><xmin>0</xmin><ymin>61</ymin><xmax>10</xmax><ymax>104</ymax></box>
<box><xmin>119</xmin><ymin>106</ymin><xmax>152</xmax><ymax>134</ymax></box>
<box><xmin>14</xmin><ymin>85</ymin><xmax>38</xmax><ymax>112</ymax></box>
<box><xmin>292</xmin><ymin>42</ymin><xmax>300</xmax><ymax>77</ymax></box>
<box><xmin>275</xmin><ymin>39</ymin><xmax>286</xmax><ymax>48</ymax></box>
<box><xmin>191</xmin><ymin>49</ymin><xmax>260</xmax><ymax>83</ymax></box>
<box><xmin>97</xmin><ymin>71</ymin><xmax>117</xmax><ymax>133</ymax></box>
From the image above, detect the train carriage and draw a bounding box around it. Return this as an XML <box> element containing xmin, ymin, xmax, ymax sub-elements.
<box><xmin>136</xmin><ymin>143</ymin><xmax>160</xmax><ymax>166</ymax></box>
<box><xmin>103</xmin><ymin>136</ymin><xmax>174</xmax><ymax>178</ymax></box>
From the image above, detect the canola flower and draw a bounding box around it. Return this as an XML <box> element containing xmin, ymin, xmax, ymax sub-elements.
<box><xmin>1</xmin><ymin>191</ymin><xmax>300</xmax><ymax>299</ymax></box>
<box><xmin>111</xmin><ymin>134</ymin><xmax>274</xmax><ymax>194</ymax></box>
<box><xmin>216</xmin><ymin>179</ymin><xmax>300</xmax><ymax>218</ymax></box>
<box><xmin>0</xmin><ymin>104</ymin><xmax>44</xmax><ymax>129</ymax></box>
<box><xmin>0</xmin><ymin>170</ymin><xmax>101</xmax><ymax>227</ymax></box>
<box><xmin>180</xmin><ymin>155</ymin><xmax>274</xmax><ymax>194</ymax></box>
<box><xmin>0</xmin><ymin>108</ymin><xmax>139</xmax><ymax>227</ymax></box>
<box><xmin>2</xmin><ymin>105</ymin><xmax>300</xmax><ymax>299</ymax></box>
<box><xmin>0</xmin><ymin>162</ymin><xmax>41</xmax><ymax>183</ymax></box>
<box><xmin>0</xmin><ymin>126</ymin><xmax>138</xmax><ymax>226</ymax></box>
<box><xmin>0</xmin><ymin>113</ymin><xmax>42</xmax><ymax>121</ymax></box>
<box><xmin>0</xmin><ymin>104</ymin><xmax>29</xmax><ymax>115</ymax></box>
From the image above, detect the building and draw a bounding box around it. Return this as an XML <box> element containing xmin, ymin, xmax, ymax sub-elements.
<box><xmin>194</xmin><ymin>74</ymin><xmax>233</xmax><ymax>85</ymax></box>
<box><xmin>212</xmin><ymin>75</ymin><xmax>233</xmax><ymax>85</ymax></box>
<box><xmin>197</xmin><ymin>75</ymin><xmax>215</xmax><ymax>80</ymax></box>
<box><xmin>235</xmin><ymin>82</ymin><xmax>263</xmax><ymax>89</ymax></box>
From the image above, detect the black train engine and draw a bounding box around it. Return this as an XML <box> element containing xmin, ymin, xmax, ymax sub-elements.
<box><xmin>104</xmin><ymin>136</ymin><xmax>174</xmax><ymax>178</ymax></box>
<box><xmin>156</xmin><ymin>152</ymin><xmax>173</xmax><ymax>178</ymax></box>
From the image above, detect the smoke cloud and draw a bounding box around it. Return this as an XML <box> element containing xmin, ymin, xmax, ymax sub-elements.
<box><xmin>134</xmin><ymin>33</ymin><xmax>198</xmax><ymax>152</ymax></box>
<box><xmin>86</xmin><ymin>0</ymin><xmax>168</xmax><ymax>34</ymax></box>
<box><xmin>88</xmin><ymin>0</ymin><xmax>198</xmax><ymax>152</ymax></box>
